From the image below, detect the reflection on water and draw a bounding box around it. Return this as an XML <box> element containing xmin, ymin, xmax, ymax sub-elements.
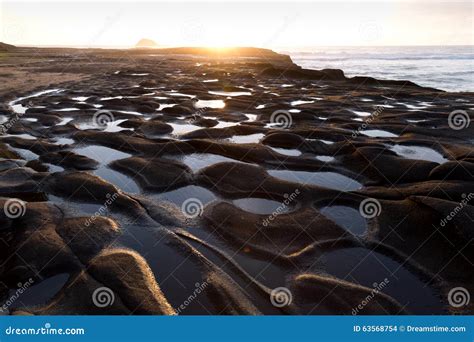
<box><xmin>228</xmin><ymin>133</ymin><xmax>264</xmax><ymax>144</ymax></box>
<box><xmin>322</xmin><ymin>248</ymin><xmax>444</xmax><ymax>314</ymax></box>
<box><xmin>269</xmin><ymin>147</ymin><xmax>302</xmax><ymax>157</ymax></box>
<box><xmin>171</xmin><ymin>153</ymin><xmax>244</xmax><ymax>172</ymax></box>
<box><xmin>208</xmin><ymin>91</ymin><xmax>251</xmax><ymax>97</ymax></box>
<box><xmin>389</xmin><ymin>144</ymin><xmax>448</xmax><ymax>164</ymax></box>
<box><xmin>233</xmin><ymin>197</ymin><xmax>292</xmax><ymax>215</ymax></box>
<box><xmin>153</xmin><ymin>185</ymin><xmax>216</xmax><ymax>207</ymax></box>
<box><xmin>268</xmin><ymin>170</ymin><xmax>362</xmax><ymax>191</ymax></box>
<box><xmin>73</xmin><ymin>145</ymin><xmax>139</xmax><ymax>193</ymax></box>
<box><xmin>319</xmin><ymin>206</ymin><xmax>366</xmax><ymax>235</ymax></box>
<box><xmin>194</xmin><ymin>99</ymin><xmax>225</xmax><ymax>109</ymax></box>
<box><xmin>361</xmin><ymin>129</ymin><xmax>399</xmax><ymax>138</ymax></box>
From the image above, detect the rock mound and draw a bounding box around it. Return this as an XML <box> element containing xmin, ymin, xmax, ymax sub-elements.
<box><xmin>135</xmin><ymin>38</ymin><xmax>159</xmax><ymax>48</ymax></box>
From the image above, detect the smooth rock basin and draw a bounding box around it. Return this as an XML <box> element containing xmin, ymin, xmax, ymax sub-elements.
<box><xmin>322</xmin><ymin>248</ymin><xmax>444</xmax><ymax>314</ymax></box>
<box><xmin>389</xmin><ymin>144</ymin><xmax>448</xmax><ymax>164</ymax></box>
<box><xmin>268</xmin><ymin>170</ymin><xmax>362</xmax><ymax>191</ymax></box>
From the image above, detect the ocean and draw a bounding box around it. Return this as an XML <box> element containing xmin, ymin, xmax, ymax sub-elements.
<box><xmin>286</xmin><ymin>46</ymin><xmax>473</xmax><ymax>92</ymax></box>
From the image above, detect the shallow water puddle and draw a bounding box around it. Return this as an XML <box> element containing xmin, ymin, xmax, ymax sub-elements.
<box><xmin>228</xmin><ymin>133</ymin><xmax>264</xmax><ymax>144</ymax></box>
<box><xmin>53</xmin><ymin>137</ymin><xmax>75</xmax><ymax>145</ymax></box>
<box><xmin>269</xmin><ymin>147</ymin><xmax>302</xmax><ymax>157</ymax></box>
<box><xmin>9</xmin><ymin>89</ymin><xmax>62</xmax><ymax>114</ymax></box>
<box><xmin>208</xmin><ymin>91</ymin><xmax>251</xmax><ymax>97</ymax></box>
<box><xmin>5</xmin><ymin>133</ymin><xmax>37</xmax><ymax>140</ymax></box>
<box><xmin>319</xmin><ymin>206</ymin><xmax>366</xmax><ymax>235</ymax></box>
<box><xmin>172</xmin><ymin>153</ymin><xmax>244</xmax><ymax>172</ymax></box>
<box><xmin>158</xmin><ymin>103</ymin><xmax>177</xmax><ymax>111</ymax></box>
<box><xmin>315</xmin><ymin>155</ymin><xmax>335</xmax><ymax>162</ymax></box>
<box><xmin>244</xmin><ymin>114</ymin><xmax>258</xmax><ymax>121</ymax></box>
<box><xmin>118</xmin><ymin>224</ymin><xmax>216</xmax><ymax>314</ymax></box>
<box><xmin>45</xmin><ymin>163</ymin><xmax>65</xmax><ymax>172</ymax></box>
<box><xmin>73</xmin><ymin>145</ymin><xmax>139</xmax><ymax>193</ymax></box>
<box><xmin>57</xmin><ymin>118</ymin><xmax>74</xmax><ymax>126</ymax></box>
<box><xmin>361</xmin><ymin>129</ymin><xmax>399</xmax><ymax>138</ymax></box>
<box><xmin>154</xmin><ymin>185</ymin><xmax>216</xmax><ymax>207</ymax></box>
<box><xmin>72</xmin><ymin>96</ymin><xmax>89</xmax><ymax>102</ymax></box>
<box><xmin>55</xmin><ymin>108</ymin><xmax>80</xmax><ymax>112</ymax></box>
<box><xmin>350</xmin><ymin>110</ymin><xmax>372</xmax><ymax>117</ymax></box>
<box><xmin>406</xmin><ymin>119</ymin><xmax>429</xmax><ymax>123</ymax></box>
<box><xmin>167</xmin><ymin>92</ymin><xmax>196</xmax><ymax>98</ymax></box>
<box><xmin>322</xmin><ymin>248</ymin><xmax>444</xmax><ymax>314</ymax></box>
<box><xmin>24</xmin><ymin>118</ymin><xmax>39</xmax><ymax>123</ymax></box>
<box><xmin>194</xmin><ymin>99</ymin><xmax>225</xmax><ymax>109</ymax></box>
<box><xmin>389</xmin><ymin>144</ymin><xmax>448</xmax><ymax>164</ymax></box>
<box><xmin>291</xmin><ymin>100</ymin><xmax>315</xmax><ymax>106</ymax></box>
<box><xmin>233</xmin><ymin>198</ymin><xmax>292</xmax><ymax>215</ymax></box>
<box><xmin>73</xmin><ymin>145</ymin><xmax>131</xmax><ymax>164</ymax></box>
<box><xmin>94</xmin><ymin>167</ymin><xmax>140</xmax><ymax>194</ymax></box>
<box><xmin>307</xmin><ymin>138</ymin><xmax>335</xmax><ymax>145</ymax></box>
<box><xmin>268</xmin><ymin>170</ymin><xmax>362</xmax><ymax>191</ymax></box>
<box><xmin>75</xmin><ymin>119</ymin><xmax>131</xmax><ymax>132</ymax></box>
<box><xmin>6</xmin><ymin>145</ymin><xmax>39</xmax><ymax>161</ymax></box>
<box><xmin>214</xmin><ymin>121</ymin><xmax>239</xmax><ymax>129</ymax></box>
<box><xmin>169</xmin><ymin>122</ymin><xmax>203</xmax><ymax>135</ymax></box>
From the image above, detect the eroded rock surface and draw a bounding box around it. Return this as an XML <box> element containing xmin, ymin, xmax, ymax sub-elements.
<box><xmin>0</xmin><ymin>47</ymin><xmax>472</xmax><ymax>315</ymax></box>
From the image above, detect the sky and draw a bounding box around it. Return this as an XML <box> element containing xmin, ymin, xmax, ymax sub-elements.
<box><xmin>1</xmin><ymin>0</ymin><xmax>472</xmax><ymax>48</ymax></box>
